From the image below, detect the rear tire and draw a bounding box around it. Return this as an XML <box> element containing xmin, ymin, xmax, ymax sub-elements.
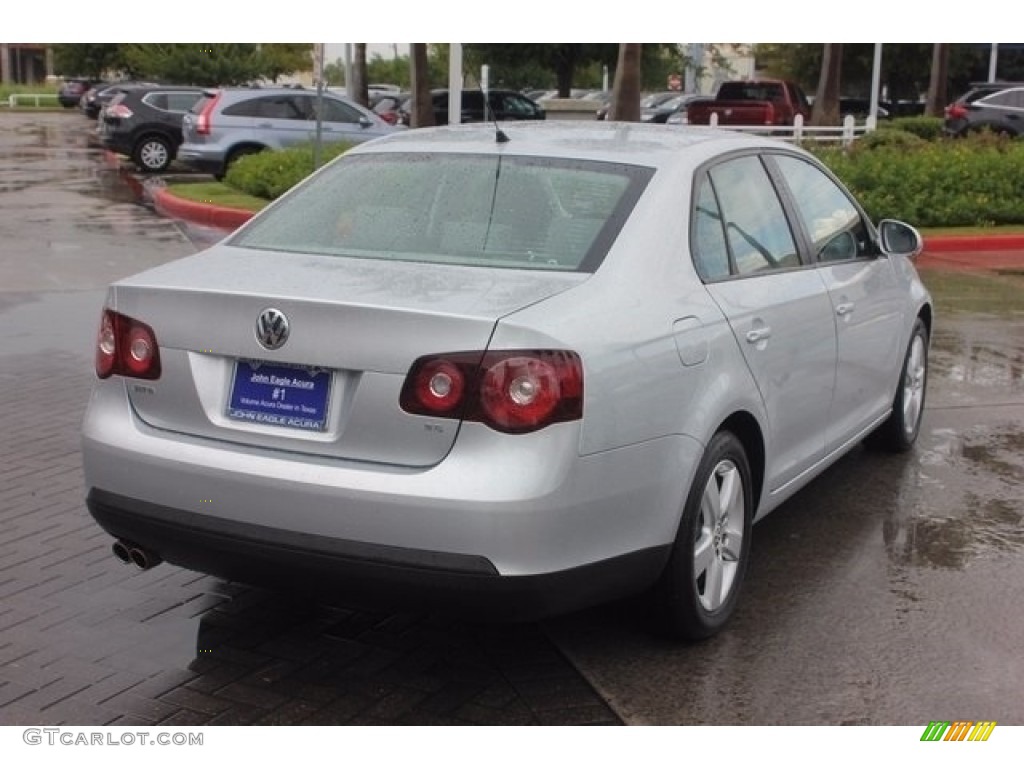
<box><xmin>867</xmin><ymin>318</ymin><xmax>928</xmax><ymax>452</ymax></box>
<box><xmin>654</xmin><ymin>431</ymin><xmax>753</xmax><ymax>641</ymax></box>
<box><xmin>132</xmin><ymin>135</ymin><xmax>173</xmax><ymax>173</ymax></box>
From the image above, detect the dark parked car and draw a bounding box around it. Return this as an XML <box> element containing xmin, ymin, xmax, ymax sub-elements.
<box><xmin>59</xmin><ymin>78</ymin><xmax>100</xmax><ymax>108</ymax></box>
<box><xmin>944</xmin><ymin>82</ymin><xmax>1024</xmax><ymax>137</ymax></box>
<box><xmin>81</xmin><ymin>81</ymin><xmax>156</xmax><ymax>119</ymax></box>
<box><xmin>644</xmin><ymin>93</ymin><xmax>706</xmax><ymax>124</ymax></box>
<box><xmin>97</xmin><ymin>84</ymin><xmax>206</xmax><ymax>172</ymax></box>
<box><xmin>399</xmin><ymin>89</ymin><xmax>545</xmax><ymax>126</ymax></box>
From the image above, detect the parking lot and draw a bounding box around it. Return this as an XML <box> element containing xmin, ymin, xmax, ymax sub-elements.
<box><xmin>1</xmin><ymin>111</ymin><xmax>1023</xmax><ymax>726</ymax></box>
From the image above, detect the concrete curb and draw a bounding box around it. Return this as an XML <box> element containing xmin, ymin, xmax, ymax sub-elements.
<box><xmin>152</xmin><ymin>187</ymin><xmax>255</xmax><ymax>230</ymax></box>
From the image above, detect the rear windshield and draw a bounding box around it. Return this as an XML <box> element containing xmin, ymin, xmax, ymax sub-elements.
<box><xmin>190</xmin><ymin>94</ymin><xmax>217</xmax><ymax>115</ymax></box>
<box><xmin>230</xmin><ymin>152</ymin><xmax>653</xmax><ymax>272</ymax></box>
<box><xmin>717</xmin><ymin>82</ymin><xmax>785</xmax><ymax>102</ymax></box>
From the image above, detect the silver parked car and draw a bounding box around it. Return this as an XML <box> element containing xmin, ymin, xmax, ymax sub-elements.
<box><xmin>82</xmin><ymin>123</ymin><xmax>931</xmax><ymax>639</ymax></box>
<box><xmin>177</xmin><ymin>87</ymin><xmax>399</xmax><ymax>178</ymax></box>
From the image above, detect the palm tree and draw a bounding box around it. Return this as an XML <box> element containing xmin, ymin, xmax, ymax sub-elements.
<box><xmin>608</xmin><ymin>44</ymin><xmax>642</xmax><ymax>122</ymax></box>
<box><xmin>811</xmin><ymin>44</ymin><xmax>842</xmax><ymax>126</ymax></box>
<box><xmin>409</xmin><ymin>43</ymin><xmax>434</xmax><ymax>128</ymax></box>
<box><xmin>351</xmin><ymin>44</ymin><xmax>369</xmax><ymax>108</ymax></box>
<box><xmin>925</xmin><ymin>44</ymin><xmax>950</xmax><ymax>117</ymax></box>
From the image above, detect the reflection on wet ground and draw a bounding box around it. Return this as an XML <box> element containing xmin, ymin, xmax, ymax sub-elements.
<box><xmin>0</xmin><ymin>113</ymin><xmax>204</xmax><ymax>292</ymax></box>
<box><xmin>930</xmin><ymin>317</ymin><xmax>1024</xmax><ymax>406</ymax></box>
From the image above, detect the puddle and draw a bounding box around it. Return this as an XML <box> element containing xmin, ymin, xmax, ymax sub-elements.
<box><xmin>929</xmin><ymin>319</ymin><xmax>1024</xmax><ymax>404</ymax></box>
<box><xmin>884</xmin><ymin>423</ymin><xmax>1024</xmax><ymax>570</ymax></box>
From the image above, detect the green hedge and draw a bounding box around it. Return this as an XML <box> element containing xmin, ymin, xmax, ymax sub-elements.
<box><xmin>222</xmin><ymin>131</ymin><xmax>1024</xmax><ymax>230</ymax></box>
<box><xmin>225</xmin><ymin>141</ymin><xmax>355</xmax><ymax>200</ymax></box>
<box><xmin>813</xmin><ymin>132</ymin><xmax>1024</xmax><ymax>227</ymax></box>
<box><xmin>886</xmin><ymin>116</ymin><xmax>945</xmax><ymax>141</ymax></box>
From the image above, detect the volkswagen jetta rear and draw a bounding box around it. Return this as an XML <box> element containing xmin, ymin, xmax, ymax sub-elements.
<box><xmin>81</xmin><ymin>126</ymin><xmax>694</xmax><ymax>619</ymax></box>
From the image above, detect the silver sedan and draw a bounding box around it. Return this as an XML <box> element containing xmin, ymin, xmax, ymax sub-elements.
<box><xmin>81</xmin><ymin>122</ymin><xmax>931</xmax><ymax>639</ymax></box>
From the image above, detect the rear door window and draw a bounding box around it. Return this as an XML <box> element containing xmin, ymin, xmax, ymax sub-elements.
<box><xmin>319</xmin><ymin>97</ymin><xmax>365</xmax><ymax>124</ymax></box>
<box><xmin>705</xmin><ymin>155</ymin><xmax>800</xmax><ymax>275</ymax></box>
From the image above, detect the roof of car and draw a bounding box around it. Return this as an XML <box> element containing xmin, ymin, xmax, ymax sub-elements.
<box><xmin>350</xmin><ymin>121</ymin><xmax>788</xmax><ymax>167</ymax></box>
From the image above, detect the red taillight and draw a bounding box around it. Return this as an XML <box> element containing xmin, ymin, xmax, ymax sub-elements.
<box><xmin>196</xmin><ymin>92</ymin><xmax>221</xmax><ymax>135</ymax></box>
<box><xmin>379</xmin><ymin>112</ymin><xmax>398</xmax><ymax>125</ymax></box>
<box><xmin>946</xmin><ymin>103</ymin><xmax>968</xmax><ymax>120</ymax></box>
<box><xmin>765</xmin><ymin>102</ymin><xmax>776</xmax><ymax>125</ymax></box>
<box><xmin>107</xmin><ymin>104</ymin><xmax>132</xmax><ymax>119</ymax></box>
<box><xmin>94</xmin><ymin>309</ymin><xmax>161</xmax><ymax>380</ymax></box>
<box><xmin>400</xmin><ymin>350</ymin><xmax>583</xmax><ymax>434</ymax></box>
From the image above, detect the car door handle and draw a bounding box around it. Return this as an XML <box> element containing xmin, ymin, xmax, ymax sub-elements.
<box><xmin>836</xmin><ymin>302</ymin><xmax>855</xmax><ymax>316</ymax></box>
<box><xmin>257</xmin><ymin>122</ymin><xmax>273</xmax><ymax>128</ymax></box>
<box><xmin>745</xmin><ymin>326</ymin><xmax>772</xmax><ymax>343</ymax></box>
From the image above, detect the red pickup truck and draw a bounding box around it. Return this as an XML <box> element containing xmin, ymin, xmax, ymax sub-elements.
<box><xmin>686</xmin><ymin>80</ymin><xmax>811</xmax><ymax>126</ymax></box>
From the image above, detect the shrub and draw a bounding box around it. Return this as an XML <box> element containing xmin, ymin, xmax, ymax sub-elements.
<box><xmin>887</xmin><ymin>116</ymin><xmax>945</xmax><ymax>141</ymax></box>
<box><xmin>225</xmin><ymin>141</ymin><xmax>355</xmax><ymax>200</ymax></box>
<box><xmin>853</xmin><ymin>128</ymin><xmax>927</xmax><ymax>151</ymax></box>
<box><xmin>813</xmin><ymin>133</ymin><xmax>1024</xmax><ymax>227</ymax></box>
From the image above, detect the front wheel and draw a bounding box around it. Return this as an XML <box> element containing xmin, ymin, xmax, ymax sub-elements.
<box><xmin>867</xmin><ymin>317</ymin><xmax>928</xmax><ymax>452</ymax></box>
<box><xmin>654</xmin><ymin>431</ymin><xmax>753</xmax><ymax>641</ymax></box>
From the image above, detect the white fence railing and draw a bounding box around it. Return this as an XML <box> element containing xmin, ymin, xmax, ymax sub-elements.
<box><xmin>6</xmin><ymin>93</ymin><xmax>61</xmax><ymax>107</ymax></box>
<box><xmin>707</xmin><ymin>113</ymin><xmax>877</xmax><ymax>146</ymax></box>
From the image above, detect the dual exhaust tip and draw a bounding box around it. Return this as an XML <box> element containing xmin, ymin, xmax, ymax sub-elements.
<box><xmin>112</xmin><ymin>539</ymin><xmax>162</xmax><ymax>570</ymax></box>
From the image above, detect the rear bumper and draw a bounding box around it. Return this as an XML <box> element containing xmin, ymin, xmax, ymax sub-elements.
<box><xmin>87</xmin><ymin>488</ymin><xmax>670</xmax><ymax>621</ymax></box>
<box><xmin>99</xmin><ymin>131</ymin><xmax>133</xmax><ymax>157</ymax></box>
<box><xmin>82</xmin><ymin>378</ymin><xmax>701</xmax><ymax>618</ymax></box>
<box><xmin>176</xmin><ymin>146</ymin><xmax>226</xmax><ymax>176</ymax></box>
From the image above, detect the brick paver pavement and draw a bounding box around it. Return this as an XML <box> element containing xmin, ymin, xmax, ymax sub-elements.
<box><xmin>0</xmin><ymin>343</ymin><xmax>620</xmax><ymax>726</ymax></box>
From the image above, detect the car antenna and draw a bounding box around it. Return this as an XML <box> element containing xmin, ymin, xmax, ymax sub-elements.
<box><xmin>480</xmin><ymin>65</ymin><xmax>509</xmax><ymax>144</ymax></box>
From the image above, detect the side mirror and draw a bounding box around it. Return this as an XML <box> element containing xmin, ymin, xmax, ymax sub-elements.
<box><xmin>878</xmin><ymin>219</ymin><xmax>923</xmax><ymax>258</ymax></box>
<box><xmin>359</xmin><ymin>115</ymin><xmax>373</xmax><ymax>128</ymax></box>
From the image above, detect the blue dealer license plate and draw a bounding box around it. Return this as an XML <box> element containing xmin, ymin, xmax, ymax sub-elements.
<box><xmin>227</xmin><ymin>361</ymin><xmax>331</xmax><ymax>432</ymax></box>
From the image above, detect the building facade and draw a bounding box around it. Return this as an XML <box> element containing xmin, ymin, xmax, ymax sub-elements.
<box><xmin>1</xmin><ymin>44</ymin><xmax>54</xmax><ymax>84</ymax></box>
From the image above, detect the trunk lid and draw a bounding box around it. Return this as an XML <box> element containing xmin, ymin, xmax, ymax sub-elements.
<box><xmin>112</xmin><ymin>245</ymin><xmax>584</xmax><ymax>467</ymax></box>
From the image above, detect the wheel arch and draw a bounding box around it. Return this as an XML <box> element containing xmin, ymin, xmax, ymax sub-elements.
<box><xmin>132</xmin><ymin>130</ymin><xmax>176</xmax><ymax>152</ymax></box>
<box><xmin>715</xmin><ymin>411</ymin><xmax>765</xmax><ymax>513</ymax></box>
<box><xmin>918</xmin><ymin>302</ymin><xmax>933</xmax><ymax>339</ymax></box>
<box><xmin>226</xmin><ymin>142</ymin><xmax>268</xmax><ymax>163</ymax></box>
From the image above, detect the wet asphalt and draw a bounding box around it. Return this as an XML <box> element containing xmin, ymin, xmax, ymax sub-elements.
<box><xmin>1</xmin><ymin>111</ymin><xmax>1021</xmax><ymax>726</ymax></box>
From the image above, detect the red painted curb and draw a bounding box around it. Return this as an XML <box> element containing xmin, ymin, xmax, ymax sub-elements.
<box><xmin>152</xmin><ymin>188</ymin><xmax>255</xmax><ymax>230</ymax></box>
<box><xmin>923</xmin><ymin>234</ymin><xmax>1024</xmax><ymax>253</ymax></box>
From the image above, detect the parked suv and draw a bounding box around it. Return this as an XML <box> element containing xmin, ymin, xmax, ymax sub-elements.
<box><xmin>944</xmin><ymin>82</ymin><xmax>1024</xmax><ymax>137</ymax></box>
<box><xmin>178</xmin><ymin>88</ymin><xmax>398</xmax><ymax>178</ymax></box>
<box><xmin>59</xmin><ymin>78</ymin><xmax>100</xmax><ymax>108</ymax></box>
<box><xmin>98</xmin><ymin>84</ymin><xmax>206</xmax><ymax>172</ymax></box>
<box><xmin>81</xmin><ymin>81</ymin><xmax>157</xmax><ymax>120</ymax></box>
<box><xmin>398</xmin><ymin>89</ymin><xmax>545</xmax><ymax>126</ymax></box>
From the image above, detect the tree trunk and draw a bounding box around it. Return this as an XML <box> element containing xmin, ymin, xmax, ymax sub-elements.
<box><xmin>925</xmin><ymin>44</ymin><xmax>950</xmax><ymax>117</ymax></box>
<box><xmin>409</xmin><ymin>43</ymin><xmax>434</xmax><ymax>128</ymax></box>
<box><xmin>608</xmin><ymin>44</ymin><xmax>642</xmax><ymax>122</ymax></box>
<box><xmin>352</xmin><ymin>43</ymin><xmax>369</xmax><ymax>108</ymax></box>
<box><xmin>811</xmin><ymin>44</ymin><xmax>842</xmax><ymax>126</ymax></box>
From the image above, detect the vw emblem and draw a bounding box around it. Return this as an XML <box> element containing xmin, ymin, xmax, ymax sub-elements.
<box><xmin>255</xmin><ymin>308</ymin><xmax>289</xmax><ymax>350</ymax></box>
